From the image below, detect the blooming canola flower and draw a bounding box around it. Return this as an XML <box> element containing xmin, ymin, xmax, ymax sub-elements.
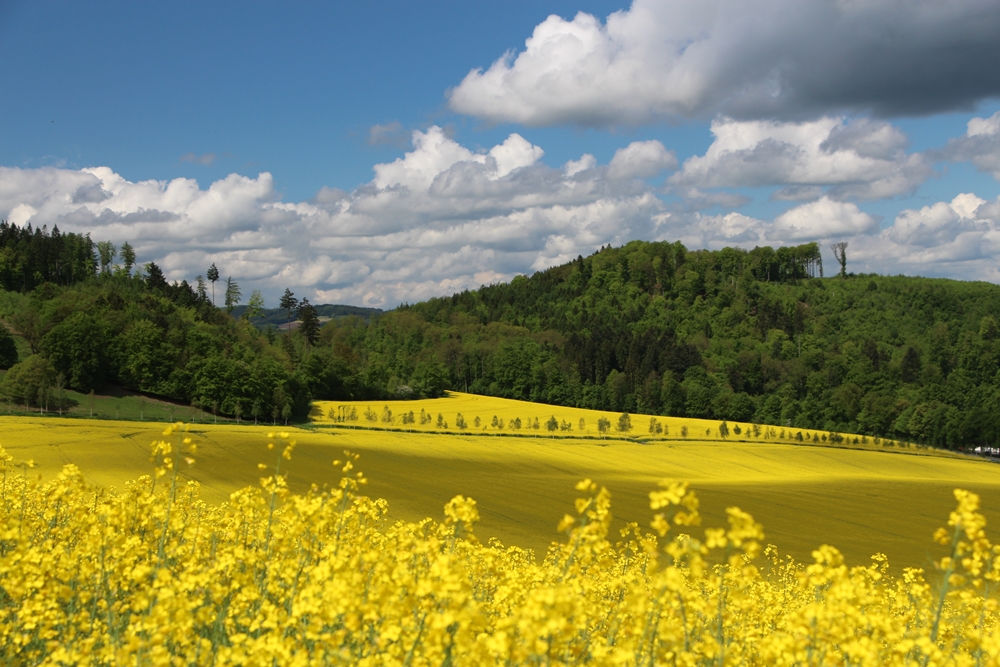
<box><xmin>0</xmin><ymin>427</ymin><xmax>997</xmax><ymax>665</ymax></box>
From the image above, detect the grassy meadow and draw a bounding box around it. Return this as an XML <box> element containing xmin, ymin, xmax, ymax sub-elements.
<box><xmin>4</xmin><ymin>391</ymin><xmax>999</xmax><ymax>570</ymax></box>
<box><xmin>0</xmin><ymin>373</ymin><xmax>224</xmax><ymax>423</ymax></box>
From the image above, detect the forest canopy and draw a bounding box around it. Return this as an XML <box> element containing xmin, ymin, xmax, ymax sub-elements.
<box><xmin>0</xmin><ymin>223</ymin><xmax>998</xmax><ymax>450</ymax></box>
<box><xmin>319</xmin><ymin>240</ymin><xmax>1000</xmax><ymax>450</ymax></box>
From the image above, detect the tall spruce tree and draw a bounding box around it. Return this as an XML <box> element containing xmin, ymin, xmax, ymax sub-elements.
<box><xmin>120</xmin><ymin>242</ymin><xmax>136</xmax><ymax>276</ymax></box>
<box><xmin>206</xmin><ymin>263</ymin><xmax>220</xmax><ymax>305</ymax></box>
<box><xmin>279</xmin><ymin>288</ymin><xmax>299</xmax><ymax>332</ymax></box>
<box><xmin>297</xmin><ymin>298</ymin><xmax>320</xmax><ymax>344</ymax></box>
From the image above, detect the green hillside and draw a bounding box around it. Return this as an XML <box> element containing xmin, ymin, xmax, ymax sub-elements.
<box><xmin>2</xmin><ymin>225</ymin><xmax>1000</xmax><ymax>452</ymax></box>
<box><xmin>319</xmin><ymin>240</ymin><xmax>1000</xmax><ymax>450</ymax></box>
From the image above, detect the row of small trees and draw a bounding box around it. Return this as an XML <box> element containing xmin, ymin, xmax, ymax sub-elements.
<box><xmin>324</xmin><ymin>406</ymin><xmax>915</xmax><ymax>450</ymax></box>
<box><xmin>326</xmin><ymin>407</ymin><xmax>638</xmax><ymax>436</ymax></box>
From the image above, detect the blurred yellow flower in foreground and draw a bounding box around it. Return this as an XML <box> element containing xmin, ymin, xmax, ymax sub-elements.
<box><xmin>0</xmin><ymin>429</ymin><xmax>997</xmax><ymax>666</ymax></box>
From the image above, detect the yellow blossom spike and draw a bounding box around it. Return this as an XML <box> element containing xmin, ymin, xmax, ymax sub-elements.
<box><xmin>557</xmin><ymin>514</ymin><xmax>576</xmax><ymax>532</ymax></box>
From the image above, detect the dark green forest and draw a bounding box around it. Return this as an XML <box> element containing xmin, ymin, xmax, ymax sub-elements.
<box><xmin>0</xmin><ymin>224</ymin><xmax>325</xmax><ymax>422</ymax></box>
<box><xmin>2</xmin><ymin>221</ymin><xmax>1000</xmax><ymax>450</ymax></box>
<box><xmin>320</xmin><ymin>240</ymin><xmax>1000</xmax><ymax>450</ymax></box>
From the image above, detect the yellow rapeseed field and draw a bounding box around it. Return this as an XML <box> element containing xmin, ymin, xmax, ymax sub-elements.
<box><xmin>1</xmin><ymin>403</ymin><xmax>998</xmax><ymax>568</ymax></box>
<box><xmin>312</xmin><ymin>392</ymin><xmax>857</xmax><ymax>447</ymax></box>
<box><xmin>0</xmin><ymin>423</ymin><xmax>998</xmax><ymax>665</ymax></box>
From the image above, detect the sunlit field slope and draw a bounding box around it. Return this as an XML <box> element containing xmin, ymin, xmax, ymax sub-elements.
<box><xmin>313</xmin><ymin>391</ymin><xmax>837</xmax><ymax>444</ymax></box>
<box><xmin>4</xmin><ymin>398</ymin><xmax>999</xmax><ymax>570</ymax></box>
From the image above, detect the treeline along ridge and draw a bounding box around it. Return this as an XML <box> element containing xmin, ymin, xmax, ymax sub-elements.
<box><xmin>1</xmin><ymin>222</ymin><xmax>1000</xmax><ymax>449</ymax></box>
<box><xmin>325</xmin><ymin>240</ymin><xmax>1000</xmax><ymax>450</ymax></box>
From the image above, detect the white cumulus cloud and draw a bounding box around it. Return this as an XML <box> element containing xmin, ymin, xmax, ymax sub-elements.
<box><xmin>607</xmin><ymin>140</ymin><xmax>677</xmax><ymax>180</ymax></box>
<box><xmin>771</xmin><ymin>197</ymin><xmax>878</xmax><ymax>241</ymax></box>
<box><xmin>669</xmin><ymin>117</ymin><xmax>931</xmax><ymax>200</ymax></box>
<box><xmin>940</xmin><ymin>110</ymin><xmax>1000</xmax><ymax>181</ymax></box>
<box><xmin>448</xmin><ymin>0</ymin><xmax>1000</xmax><ymax>126</ymax></box>
<box><xmin>887</xmin><ymin>193</ymin><xmax>987</xmax><ymax>248</ymax></box>
<box><xmin>658</xmin><ymin>197</ymin><xmax>876</xmax><ymax>250</ymax></box>
<box><xmin>0</xmin><ymin>129</ymin><xmax>669</xmax><ymax>308</ymax></box>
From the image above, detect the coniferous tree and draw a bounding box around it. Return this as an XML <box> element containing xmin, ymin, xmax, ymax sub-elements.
<box><xmin>206</xmin><ymin>263</ymin><xmax>220</xmax><ymax>305</ymax></box>
<box><xmin>144</xmin><ymin>262</ymin><xmax>167</xmax><ymax>291</ymax></box>
<box><xmin>224</xmin><ymin>277</ymin><xmax>242</xmax><ymax>314</ymax></box>
<box><xmin>0</xmin><ymin>222</ymin><xmax>96</xmax><ymax>289</ymax></box>
<box><xmin>120</xmin><ymin>241</ymin><xmax>136</xmax><ymax>276</ymax></box>
<box><xmin>279</xmin><ymin>289</ymin><xmax>299</xmax><ymax>331</ymax></box>
<box><xmin>195</xmin><ymin>275</ymin><xmax>208</xmax><ymax>302</ymax></box>
<box><xmin>297</xmin><ymin>298</ymin><xmax>320</xmax><ymax>344</ymax></box>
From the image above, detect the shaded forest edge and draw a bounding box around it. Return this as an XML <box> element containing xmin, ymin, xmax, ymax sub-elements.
<box><xmin>0</xmin><ymin>222</ymin><xmax>998</xmax><ymax>450</ymax></box>
<box><xmin>0</xmin><ymin>221</ymin><xmax>382</xmax><ymax>424</ymax></box>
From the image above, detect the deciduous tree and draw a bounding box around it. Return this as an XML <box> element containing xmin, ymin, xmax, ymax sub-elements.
<box><xmin>245</xmin><ymin>289</ymin><xmax>265</xmax><ymax>321</ymax></box>
<box><xmin>0</xmin><ymin>355</ymin><xmax>55</xmax><ymax>408</ymax></box>
<box><xmin>831</xmin><ymin>241</ymin><xmax>848</xmax><ymax>277</ymax></box>
<box><xmin>616</xmin><ymin>412</ymin><xmax>632</xmax><ymax>433</ymax></box>
<box><xmin>40</xmin><ymin>311</ymin><xmax>107</xmax><ymax>392</ymax></box>
<box><xmin>96</xmin><ymin>241</ymin><xmax>116</xmax><ymax>274</ymax></box>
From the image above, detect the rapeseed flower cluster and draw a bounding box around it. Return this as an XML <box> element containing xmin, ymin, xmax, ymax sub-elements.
<box><xmin>0</xmin><ymin>424</ymin><xmax>998</xmax><ymax>666</ymax></box>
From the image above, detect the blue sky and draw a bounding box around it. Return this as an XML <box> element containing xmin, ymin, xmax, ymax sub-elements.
<box><xmin>3</xmin><ymin>0</ymin><xmax>1000</xmax><ymax>307</ymax></box>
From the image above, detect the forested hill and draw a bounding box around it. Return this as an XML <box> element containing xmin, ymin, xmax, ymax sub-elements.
<box><xmin>0</xmin><ymin>223</ymin><xmax>379</xmax><ymax>423</ymax></box>
<box><xmin>2</xmin><ymin>224</ymin><xmax>1000</xmax><ymax>449</ymax></box>
<box><xmin>322</xmin><ymin>240</ymin><xmax>1000</xmax><ymax>449</ymax></box>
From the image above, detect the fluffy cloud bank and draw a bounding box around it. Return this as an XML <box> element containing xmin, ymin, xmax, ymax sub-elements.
<box><xmin>0</xmin><ymin>129</ymin><xmax>678</xmax><ymax>307</ymax></box>
<box><xmin>940</xmin><ymin>110</ymin><xmax>1000</xmax><ymax>181</ymax></box>
<box><xmin>5</xmin><ymin>122</ymin><xmax>1000</xmax><ymax>307</ymax></box>
<box><xmin>448</xmin><ymin>0</ymin><xmax>1000</xmax><ymax>126</ymax></box>
<box><xmin>661</xmin><ymin>198</ymin><xmax>878</xmax><ymax>250</ymax></box>
<box><xmin>670</xmin><ymin>117</ymin><xmax>931</xmax><ymax>200</ymax></box>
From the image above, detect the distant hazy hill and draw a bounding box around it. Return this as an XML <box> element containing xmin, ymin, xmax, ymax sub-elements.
<box><xmin>232</xmin><ymin>303</ymin><xmax>383</xmax><ymax>330</ymax></box>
